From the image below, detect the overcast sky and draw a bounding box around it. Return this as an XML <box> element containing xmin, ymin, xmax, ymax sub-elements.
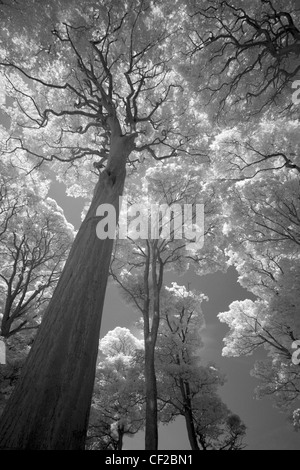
<box><xmin>49</xmin><ymin>179</ymin><xmax>300</xmax><ymax>450</ymax></box>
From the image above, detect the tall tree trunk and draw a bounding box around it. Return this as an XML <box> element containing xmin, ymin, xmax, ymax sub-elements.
<box><xmin>143</xmin><ymin>243</ymin><xmax>163</xmax><ymax>450</ymax></box>
<box><xmin>144</xmin><ymin>339</ymin><xmax>158</xmax><ymax>450</ymax></box>
<box><xmin>0</xmin><ymin>132</ymin><xmax>135</xmax><ymax>450</ymax></box>
<box><xmin>142</xmin><ymin>241</ymin><xmax>158</xmax><ymax>451</ymax></box>
<box><xmin>179</xmin><ymin>379</ymin><xmax>199</xmax><ymax>450</ymax></box>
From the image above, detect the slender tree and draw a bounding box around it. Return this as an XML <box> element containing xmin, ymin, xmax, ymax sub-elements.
<box><xmin>156</xmin><ymin>283</ymin><xmax>246</xmax><ymax>450</ymax></box>
<box><xmin>110</xmin><ymin>162</ymin><xmax>225</xmax><ymax>449</ymax></box>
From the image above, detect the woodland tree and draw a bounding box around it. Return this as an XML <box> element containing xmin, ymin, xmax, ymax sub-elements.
<box><xmin>0</xmin><ymin>157</ymin><xmax>73</xmax><ymax>417</ymax></box>
<box><xmin>212</xmin><ymin>125</ymin><xmax>300</xmax><ymax>424</ymax></box>
<box><xmin>218</xmin><ymin>255</ymin><xmax>300</xmax><ymax>421</ymax></box>
<box><xmin>156</xmin><ymin>283</ymin><xmax>246</xmax><ymax>450</ymax></box>
<box><xmin>211</xmin><ymin>126</ymin><xmax>300</xmax><ymax>421</ymax></box>
<box><xmin>180</xmin><ymin>0</ymin><xmax>300</xmax><ymax>427</ymax></box>
<box><xmin>87</xmin><ymin>327</ymin><xmax>144</xmax><ymax>450</ymax></box>
<box><xmin>0</xmin><ymin>164</ymin><xmax>74</xmax><ymax>339</ymax></box>
<box><xmin>185</xmin><ymin>0</ymin><xmax>300</xmax><ymax>119</ymax></box>
<box><xmin>110</xmin><ymin>163</ymin><xmax>225</xmax><ymax>449</ymax></box>
<box><xmin>211</xmin><ymin>115</ymin><xmax>300</xmax><ymax>422</ymax></box>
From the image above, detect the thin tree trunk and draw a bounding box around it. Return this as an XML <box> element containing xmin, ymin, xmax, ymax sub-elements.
<box><xmin>183</xmin><ymin>410</ymin><xmax>199</xmax><ymax>450</ymax></box>
<box><xmin>144</xmin><ymin>340</ymin><xmax>158</xmax><ymax>450</ymax></box>
<box><xmin>198</xmin><ymin>433</ymin><xmax>208</xmax><ymax>450</ymax></box>
<box><xmin>179</xmin><ymin>379</ymin><xmax>199</xmax><ymax>450</ymax></box>
<box><xmin>142</xmin><ymin>241</ymin><xmax>158</xmax><ymax>451</ymax></box>
<box><xmin>144</xmin><ymin>243</ymin><xmax>163</xmax><ymax>450</ymax></box>
<box><xmin>1</xmin><ymin>292</ymin><xmax>14</xmax><ymax>337</ymax></box>
<box><xmin>0</xmin><ymin>132</ymin><xmax>135</xmax><ymax>450</ymax></box>
<box><xmin>117</xmin><ymin>425</ymin><xmax>124</xmax><ymax>450</ymax></box>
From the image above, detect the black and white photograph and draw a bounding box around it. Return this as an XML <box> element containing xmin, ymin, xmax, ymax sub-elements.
<box><xmin>0</xmin><ymin>0</ymin><xmax>299</xmax><ymax>456</ymax></box>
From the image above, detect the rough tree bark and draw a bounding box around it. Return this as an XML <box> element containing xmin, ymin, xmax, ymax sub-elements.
<box><xmin>0</xmin><ymin>128</ymin><xmax>135</xmax><ymax>450</ymax></box>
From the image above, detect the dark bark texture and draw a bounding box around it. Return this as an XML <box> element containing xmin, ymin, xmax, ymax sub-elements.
<box><xmin>0</xmin><ymin>134</ymin><xmax>133</xmax><ymax>449</ymax></box>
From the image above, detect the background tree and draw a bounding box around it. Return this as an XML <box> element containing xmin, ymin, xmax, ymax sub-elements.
<box><xmin>156</xmin><ymin>283</ymin><xmax>246</xmax><ymax>450</ymax></box>
<box><xmin>193</xmin><ymin>399</ymin><xmax>246</xmax><ymax>451</ymax></box>
<box><xmin>0</xmin><ymin>185</ymin><xmax>74</xmax><ymax>340</ymax></box>
<box><xmin>110</xmin><ymin>161</ymin><xmax>227</xmax><ymax>449</ymax></box>
<box><xmin>0</xmin><ymin>155</ymin><xmax>74</xmax><ymax>417</ymax></box>
<box><xmin>184</xmin><ymin>0</ymin><xmax>300</xmax><ymax>119</ymax></box>
<box><xmin>87</xmin><ymin>327</ymin><xmax>144</xmax><ymax>450</ymax></box>
<box><xmin>90</xmin><ymin>293</ymin><xmax>246</xmax><ymax>451</ymax></box>
<box><xmin>211</xmin><ymin>123</ymin><xmax>300</xmax><ymax>423</ymax></box>
<box><xmin>176</xmin><ymin>0</ymin><xmax>300</xmax><ymax>432</ymax></box>
<box><xmin>218</xmin><ymin>258</ymin><xmax>300</xmax><ymax>423</ymax></box>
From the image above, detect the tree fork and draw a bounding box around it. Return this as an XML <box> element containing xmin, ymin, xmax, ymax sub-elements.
<box><xmin>0</xmin><ymin>133</ymin><xmax>135</xmax><ymax>450</ymax></box>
